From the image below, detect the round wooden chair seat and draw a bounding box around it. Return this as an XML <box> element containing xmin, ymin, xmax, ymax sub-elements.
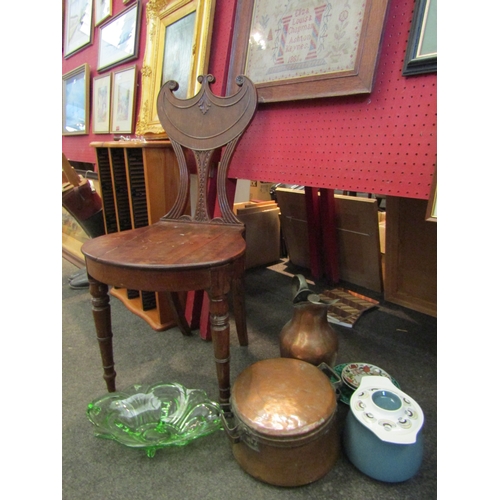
<box><xmin>83</xmin><ymin>221</ymin><xmax>246</xmax><ymax>271</ymax></box>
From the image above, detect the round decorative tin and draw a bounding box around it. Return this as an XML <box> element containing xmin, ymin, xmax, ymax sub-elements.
<box><xmin>341</xmin><ymin>362</ymin><xmax>392</xmax><ymax>390</ymax></box>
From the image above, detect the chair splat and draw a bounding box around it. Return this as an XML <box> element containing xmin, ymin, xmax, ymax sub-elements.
<box><xmin>158</xmin><ymin>74</ymin><xmax>258</xmax><ymax>226</ymax></box>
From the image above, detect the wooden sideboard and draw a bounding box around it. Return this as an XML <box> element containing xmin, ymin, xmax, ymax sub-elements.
<box><xmin>90</xmin><ymin>140</ymin><xmax>182</xmax><ymax>331</ymax></box>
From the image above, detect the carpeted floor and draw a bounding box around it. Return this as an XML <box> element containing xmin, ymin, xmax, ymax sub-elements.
<box><xmin>62</xmin><ymin>257</ymin><xmax>437</xmax><ymax>499</ymax></box>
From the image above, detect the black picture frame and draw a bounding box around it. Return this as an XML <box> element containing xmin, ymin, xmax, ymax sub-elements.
<box><xmin>97</xmin><ymin>1</ymin><xmax>142</xmax><ymax>73</ymax></box>
<box><xmin>64</xmin><ymin>0</ymin><xmax>94</xmax><ymax>58</ymax></box>
<box><xmin>403</xmin><ymin>0</ymin><xmax>437</xmax><ymax>76</ymax></box>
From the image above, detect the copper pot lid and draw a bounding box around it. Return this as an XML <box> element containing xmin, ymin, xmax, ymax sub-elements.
<box><xmin>231</xmin><ymin>358</ymin><xmax>336</xmax><ymax>437</ymax></box>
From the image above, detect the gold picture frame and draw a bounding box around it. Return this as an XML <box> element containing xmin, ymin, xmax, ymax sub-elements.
<box><xmin>135</xmin><ymin>0</ymin><xmax>216</xmax><ymax>137</ymax></box>
<box><xmin>62</xmin><ymin>63</ymin><xmax>90</xmax><ymax>136</ymax></box>
<box><xmin>93</xmin><ymin>73</ymin><xmax>112</xmax><ymax>134</ymax></box>
<box><xmin>95</xmin><ymin>0</ymin><xmax>112</xmax><ymax>27</ymax></box>
<box><xmin>425</xmin><ymin>165</ymin><xmax>437</xmax><ymax>222</ymax></box>
<box><xmin>111</xmin><ymin>65</ymin><xmax>138</xmax><ymax>134</ymax></box>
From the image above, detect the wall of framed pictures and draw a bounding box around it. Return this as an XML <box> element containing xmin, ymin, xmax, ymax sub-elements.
<box><xmin>63</xmin><ymin>1</ymin><xmax>142</xmax><ymax>139</ymax></box>
<box><xmin>62</xmin><ymin>0</ymin><xmax>437</xmax><ymax>201</ymax></box>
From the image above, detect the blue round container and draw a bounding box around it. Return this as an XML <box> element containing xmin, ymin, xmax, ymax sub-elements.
<box><xmin>342</xmin><ymin>376</ymin><xmax>424</xmax><ymax>482</ymax></box>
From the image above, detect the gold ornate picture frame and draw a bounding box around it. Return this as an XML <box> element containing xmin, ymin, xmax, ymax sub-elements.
<box><xmin>135</xmin><ymin>0</ymin><xmax>216</xmax><ymax>137</ymax></box>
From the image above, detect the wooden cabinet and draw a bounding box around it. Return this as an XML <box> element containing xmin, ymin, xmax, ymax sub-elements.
<box><xmin>384</xmin><ymin>196</ymin><xmax>437</xmax><ymax>317</ymax></box>
<box><xmin>90</xmin><ymin>141</ymin><xmax>182</xmax><ymax>331</ymax></box>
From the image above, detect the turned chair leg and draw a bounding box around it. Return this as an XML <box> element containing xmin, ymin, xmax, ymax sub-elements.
<box><xmin>208</xmin><ymin>291</ymin><xmax>231</xmax><ymax>408</ymax></box>
<box><xmin>165</xmin><ymin>291</ymin><xmax>192</xmax><ymax>336</ymax></box>
<box><xmin>88</xmin><ymin>275</ymin><xmax>116</xmax><ymax>392</ymax></box>
<box><xmin>232</xmin><ymin>275</ymin><xmax>248</xmax><ymax>347</ymax></box>
<box><xmin>232</xmin><ymin>257</ymin><xmax>248</xmax><ymax>346</ymax></box>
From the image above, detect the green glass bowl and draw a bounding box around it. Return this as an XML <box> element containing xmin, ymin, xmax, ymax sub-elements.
<box><xmin>87</xmin><ymin>382</ymin><xmax>223</xmax><ymax>457</ymax></box>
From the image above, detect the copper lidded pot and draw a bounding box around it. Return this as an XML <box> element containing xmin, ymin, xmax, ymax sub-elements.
<box><xmin>279</xmin><ymin>275</ymin><xmax>339</xmax><ymax>367</ymax></box>
<box><xmin>223</xmin><ymin>358</ymin><xmax>340</xmax><ymax>487</ymax></box>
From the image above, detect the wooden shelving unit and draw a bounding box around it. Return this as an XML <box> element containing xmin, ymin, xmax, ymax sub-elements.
<box><xmin>90</xmin><ymin>140</ymin><xmax>182</xmax><ymax>331</ymax></box>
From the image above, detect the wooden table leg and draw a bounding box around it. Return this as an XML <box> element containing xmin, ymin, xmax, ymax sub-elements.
<box><xmin>88</xmin><ymin>275</ymin><xmax>116</xmax><ymax>392</ymax></box>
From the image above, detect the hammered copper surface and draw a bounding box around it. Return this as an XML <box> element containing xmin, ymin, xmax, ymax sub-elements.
<box><xmin>229</xmin><ymin>358</ymin><xmax>340</xmax><ymax>486</ymax></box>
<box><xmin>231</xmin><ymin>414</ymin><xmax>340</xmax><ymax>487</ymax></box>
<box><xmin>231</xmin><ymin>358</ymin><xmax>336</xmax><ymax>436</ymax></box>
<box><xmin>279</xmin><ymin>302</ymin><xmax>339</xmax><ymax>367</ymax></box>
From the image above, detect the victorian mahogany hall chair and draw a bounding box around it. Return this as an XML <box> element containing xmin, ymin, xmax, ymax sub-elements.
<box><xmin>81</xmin><ymin>75</ymin><xmax>258</xmax><ymax>407</ymax></box>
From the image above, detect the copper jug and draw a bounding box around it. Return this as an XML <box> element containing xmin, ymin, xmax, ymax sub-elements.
<box><xmin>279</xmin><ymin>275</ymin><xmax>339</xmax><ymax>367</ymax></box>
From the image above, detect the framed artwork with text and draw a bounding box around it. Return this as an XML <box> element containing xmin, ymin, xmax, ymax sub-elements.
<box><xmin>227</xmin><ymin>0</ymin><xmax>390</xmax><ymax>102</ymax></box>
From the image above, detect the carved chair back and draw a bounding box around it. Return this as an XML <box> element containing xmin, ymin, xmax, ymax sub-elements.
<box><xmin>156</xmin><ymin>74</ymin><xmax>258</xmax><ymax>226</ymax></box>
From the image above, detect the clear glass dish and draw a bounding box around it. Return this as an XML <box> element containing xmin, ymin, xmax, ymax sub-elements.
<box><xmin>86</xmin><ymin>382</ymin><xmax>223</xmax><ymax>457</ymax></box>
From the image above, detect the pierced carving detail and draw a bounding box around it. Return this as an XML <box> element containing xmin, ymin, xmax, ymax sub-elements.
<box><xmin>193</xmin><ymin>150</ymin><xmax>213</xmax><ymax>221</ymax></box>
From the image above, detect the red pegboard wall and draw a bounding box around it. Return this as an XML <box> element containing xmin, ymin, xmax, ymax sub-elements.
<box><xmin>62</xmin><ymin>0</ymin><xmax>436</xmax><ymax>200</ymax></box>
<box><xmin>225</xmin><ymin>0</ymin><xmax>437</xmax><ymax>200</ymax></box>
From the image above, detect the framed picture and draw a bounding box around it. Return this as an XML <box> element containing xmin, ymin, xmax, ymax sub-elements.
<box><xmin>62</xmin><ymin>63</ymin><xmax>90</xmax><ymax>135</ymax></box>
<box><xmin>111</xmin><ymin>65</ymin><xmax>137</xmax><ymax>134</ymax></box>
<box><xmin>97</xmin><ymin>1</ymin><xmax>142</xmax><ymax>72</ymax></box>
<box><xmin>95</xmin><ymin>0</ymin><xmax>112</xmax><ymax>26</ymax></box>
<box><xmin>64</xmin><ymin>0</ymin><xmax>93</xmax><ymax>58</ymax></box>
<box><xmin>135</xmin><ymin>0</ymin><xmax>216</xmax><ymax>136</ymax></box>
<box><xmin>425</xmin><ymin>165</ymin><xmax>437</xmax><ymax>222</ymax></box>
<box><xmin>93</xmin><ymin>73</ymin><xmax>112</xmax><ymax>133</ymax></box>
<box><xmin>402</xmin><ymin>0</ymin><xmax>437</xmax><ymax>76</ymax></box>
<box><xmin>227</xmin><ymin>0</ymin><xmax>390</xmax><ymax>103</ymax></box>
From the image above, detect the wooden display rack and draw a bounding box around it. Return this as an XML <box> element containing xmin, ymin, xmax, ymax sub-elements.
<box><xmin>90</xmin><ymin>140</ymin><xmax>183</xmax><ymax>331</ymax></box>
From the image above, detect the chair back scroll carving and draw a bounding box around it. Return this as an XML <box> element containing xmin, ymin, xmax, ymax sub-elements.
<box><xmin>157</xmin><ymin>74</ymin><xmax>258</xmax><ymax>226</ymax></box>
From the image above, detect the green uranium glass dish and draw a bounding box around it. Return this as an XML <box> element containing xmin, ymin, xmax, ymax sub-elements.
<box><xmin>86</xmin><ymin>382</ymin><xmax>223</xmax><ymax>457</ymax></box>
